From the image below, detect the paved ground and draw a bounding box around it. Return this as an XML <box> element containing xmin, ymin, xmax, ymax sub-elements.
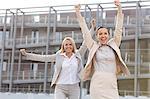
<box><xmin>0</xmin><ymin>93</ymin><xmax>150</xmax><ymax>99</ymax></box>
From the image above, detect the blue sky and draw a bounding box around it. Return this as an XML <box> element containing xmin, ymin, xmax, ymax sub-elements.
<box><xmin>0</xmin><ymin>0</ymin><xmax>142</xmax><ymax>9</ymax></box>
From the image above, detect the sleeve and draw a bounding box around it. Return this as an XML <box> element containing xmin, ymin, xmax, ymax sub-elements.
<box><xmin>25</xmin><ymin>53</ymin><xmax>56</xmax><ymax>62</ymax></box>
<box><xmin>76</xmin><ymin>10</ymin><xmax>95</xmax><ymax>49</ymax></box>
<box><xmin>78</xmin><ymin>25</ymin><xmax>95</xmax><ymax>57</ymax></box>
<box><xmin>114</xmin><ymin>4</ymin><xmax>124</xmax><ymax>47</ymax></box>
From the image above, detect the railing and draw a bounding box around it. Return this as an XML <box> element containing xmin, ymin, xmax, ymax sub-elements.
<box><xmin>1</xmin><ymin>16</ymin><xmax>150</xmax><ymax>28</ymax></box>
<box><xmin>2</xmin><ymin>70</ymin><xmax>52</xmax><ymax>81</ymax></box>
<box><xmin>121</xmin><ymin>49</ymin><xmax>150</xmax><ymax>75</ymax></box>
<box><xmin>1</xmin><ymin>32</ymin><xmax>149</xmax><ymax>48</ymax></box>
<box><xmin>4</xmin><ymin>32</ymin><xmax>83</xmax><ymax>47</ymax></box>
<box><xmin>1</xmin><ymin>11</ymin><xmax>150</xmax><ymax>26</ymax></box>
<box><xmin>119</xmin><ymin>90</ymin><xmax>150</xmax><ymax>97</ymax></box>
<box><xmin>0</xmin><ymin>86</ymin><xmax>52</xmax><ymax>93</ymax></box>
<box><xmin>121</xmin><ymin>49</ymin><xmax>150</xmax><ymax>63</ymax></box>
<box><xmin>1</xmin><ymin>64</ymin><xmax>150</xmax><ymax>81</ymax></box>
<box><xmin>0</xmin><ymin>48</ymin><xmax>149</xmax><ymax>78</ymax></box>
<box><xmin>2</xmin><ymin>62</ymin><xmax>54</xmax><ymax>81</ymax></box>
<box><xmin>0</xmin><ymin>13</ymin><xmax>79</xmax><ymax>25</ymax></box>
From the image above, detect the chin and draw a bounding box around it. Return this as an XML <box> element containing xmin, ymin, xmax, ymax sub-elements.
<box><xmin>101</xmin><ymin>42</ymin><xmax>106</xmax><ymax>45</ymax></box>
<box><xmin>100</xmin><ymin>40</ymin><xmax>108</xmax><ymax>45</ymax></box>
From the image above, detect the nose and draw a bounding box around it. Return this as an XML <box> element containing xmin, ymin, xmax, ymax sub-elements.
<box><xmin>101</xmin><ymin>34</ymin><xmax>105</xmax><ymax>38</ymax></box>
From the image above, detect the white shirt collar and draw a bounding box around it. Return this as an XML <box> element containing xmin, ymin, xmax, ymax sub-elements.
<box><xmin>60</xmin><ymin>52</ymin><xmax>75</xmax><ymax>58</ymax></box>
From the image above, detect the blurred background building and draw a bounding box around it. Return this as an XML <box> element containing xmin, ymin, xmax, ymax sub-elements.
<box><xmin>0</xmin><ymin>0</ymin><xmax>149</xmax><ymax>97</ymax></box>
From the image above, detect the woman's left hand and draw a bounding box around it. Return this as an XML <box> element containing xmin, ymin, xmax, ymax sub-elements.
<box><xmin>91</xmin><ymin>19</ymin><xmax>96</xmax><ymax>29</ymax></box>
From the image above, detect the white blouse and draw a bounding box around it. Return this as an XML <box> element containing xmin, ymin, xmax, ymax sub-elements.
<box><xmin>56</xmin><ymin>53</ymin><xmax>80</xmax><ymax>84</ymax></box>
<box><xmin>94</xmin><ymin>45</ymin><xmax>116</xmax><ymax>74</ymax></box>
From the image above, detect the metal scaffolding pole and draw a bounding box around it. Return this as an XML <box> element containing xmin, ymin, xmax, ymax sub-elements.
<box><xmin>84</xmin><ymin>4</ymin><xmax>92</xmax><ymax>27</ymax></box>
<box><xmin>134</xmin><ymin>1</ymin><xmax>141</xmax><ymax>96</ymax></box>
<box><xmin>19</xmin><ymin>9</ymin><xmax>25</xmax><ymax>43</ymax></box>
<box><xmin>9</xmin><ymin>9</ymin><xmax>18</xmax><ymax>92</ymax></box>
<box><xmin>7</xmin><ymin>13</ymin><xmax>15</xmax><ymax>83</ymax></box>
<box><xmin>17</xmin><ymin>9</ymin><xmax>24</xmax><ymax>80</ymax></box>
<box><xmin>0</xmin><ymin>9</ymin><xmax>7</xmax><ymax>91</ymax></box>
<box><xmin>96</xmin><ymin>4</ymin><xmax>103</xmax><ymax>27</ymax></box>
<box><xmin>43</xmin><ymin>7</ymin><xmax>52</xmax><ymax>92</ymax></box>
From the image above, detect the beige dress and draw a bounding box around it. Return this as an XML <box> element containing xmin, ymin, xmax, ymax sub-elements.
<box><xmin>90</xmin><ymin>45</ymin><xmax>119</xmax><ymax>99</ymax></box>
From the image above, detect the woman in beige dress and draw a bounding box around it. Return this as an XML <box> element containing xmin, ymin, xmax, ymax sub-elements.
<box><xmin>75</xmin><ymin>0</ymin><xmax>130</xmax><ymax>99</ymax></box>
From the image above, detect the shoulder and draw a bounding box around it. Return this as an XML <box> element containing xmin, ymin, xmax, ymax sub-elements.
<box><xmin>75</xmin><ymin>50</ymin><xmax>82</xmax><ymax>57</ymax></box>
<box><xmin>55</xmin><ymin>50</ymin><xmax>62</xmax><ymax>58</ymax></box>
<box><xmin>75</xmin><ymin>50</ymin><xmax>80</xmax><ymax>55</ymax></box>
<box><xmin>56</xmin><ymin>50</ymin><xmax>61</xmax><ymax>55</ymax></box>
<box><xmin>107</xmin><ymin>38</ymin><xmax>115</xmax><ymax>44</ymax></box>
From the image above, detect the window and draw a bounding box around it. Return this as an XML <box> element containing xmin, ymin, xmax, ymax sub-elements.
<box><xmin>3</xmin><ymin>62</ymin><xmax>7</xmax><ymax>71</ymax></box>
<box><xmin>55</xmin><ymin>32</ymin><xmax>61</xmax><ymax>42</ymax></box>
<box><xmin>31</xmin><ymin>30</ymin><xmax>39</xmax><ymax>43</ymax></box>
<box><xmin>0</xmin><ymin>30</ymin><xmax>10</xmax><ymax>45</ymax></box>
<box><xmin>57</xmin><ymin>13</ymin><xmax>60</xmax><ymax>21</ymax></box>
<box><xmin>31</xmin><ymin>63</ymin><xmax>38</xmax><ymax>72</ymax></box>
<box><xmin>6</xmin><ymin>17</ymin><xmax>11</xmax><ymax>24</ymax></box>
<box><xmin>1</xmin><ymin>17</ymin><xmax>11</xmax><ymax>24</ymax></box>
<box><xmin>31</xmin><ymin>63</ymin><xmax>38</xmax><ymax>79</ymax></box>
<box><xmin>0</xmin><ymin>31</ymin><xmax>2</xmax><ymax>41</ymax></box>
<box><xmin>34</xmin><ymin>15</ymin><xmax>40</xmax><ymax>23</ymax></box>
<box><xmin>103</xmin><ymin>11</ymin><xmax>106</xmax><ymax>19</ymax></box>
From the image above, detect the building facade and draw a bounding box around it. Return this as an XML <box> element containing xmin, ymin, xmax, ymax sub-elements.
<box><xmin>0</xmin><ymin>1</ymin><xmax>150</xmax><ymax>97</ymax></box>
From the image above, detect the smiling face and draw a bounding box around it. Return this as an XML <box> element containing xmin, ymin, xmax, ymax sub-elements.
<box><xmin>63</xmin><ymin>39</ymin><xmax>74</xmax><ymax>53</ymax></box>
<box><xmin>60</xmin><ymin>37</ymin><xmax>77</xmax><ymax>54</ymax></box>
<box><xmin>96</xmin><ymin>27</ymin><xmax>110</xmax><ymax>45</ymax></box>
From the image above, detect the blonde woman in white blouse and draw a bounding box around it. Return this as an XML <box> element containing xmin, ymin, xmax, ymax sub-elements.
<box><xmin>20</xmin><ymin>21</ymin><xmax>95</xmax><ymax>99</ymax></box>
<box><xmin>75</xmin><ymin>0</ymin><xmax>130</xmax><ymax>99</ymax></box>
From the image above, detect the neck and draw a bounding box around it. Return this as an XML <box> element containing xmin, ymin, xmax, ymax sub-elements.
<box><xmin>101</xmin><ymin>43</ymin><xmax>107</xmax><ymax>46</ymax></box>
<box><xmin>65</xmin><ymin>52</ymin><xmax>73</xmax><ymax>58</ymax></box>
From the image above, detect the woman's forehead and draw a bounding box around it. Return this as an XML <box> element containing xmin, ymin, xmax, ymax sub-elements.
<box><xmin>98</xmin><ymin>28</ymin><xmax>108</xmax><ymax>32</ymax></box>
<box><xmin>64</xmin><ymin>39</ymin><xmax>72</xmax><ymax>44</ymax></box>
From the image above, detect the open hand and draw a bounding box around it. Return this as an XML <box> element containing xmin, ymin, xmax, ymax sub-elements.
<box><xmin>20</xmin><ymin>49</ymin><xmax>27</xmax><ymax>56</ymax></box>
<box><xmin>75</xmin><ymin>4</ymin><xmax>81</xmax><ymax>12</ymax></box>
<box><xmin>114</xmin><ymin>0</ymin><xmax>120</xmax><ymax>7</ymax></box>
<box><xmin>91</xmin><ymin>19</ymin><xmax>96</xmax><ymax>29</ymax></box>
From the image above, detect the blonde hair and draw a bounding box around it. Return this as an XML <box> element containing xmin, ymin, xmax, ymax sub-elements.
<box><xmin>60</xmin><ymin>37</ymin><xmax>77</xmax><ymax>53</ymax></box>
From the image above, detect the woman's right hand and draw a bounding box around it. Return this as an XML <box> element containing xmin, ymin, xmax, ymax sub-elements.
<box><xmin>20</xmin><ymin>49</ymin><xmax>27</xmax><ymax>56</ymax></box>
<box><xmin>75</xmin><ymin>4</ymin><xmax>81</xmax><ymax>10</ymax></box>
<box><xmin>75</xmin><ymin>4</ymin><xmax>81</xmax><ymax>12</ymax></box>
<box><xmin>114</xmin><ymin>0</ymin><xmax>120</xmax><ymax>7</ymax></box>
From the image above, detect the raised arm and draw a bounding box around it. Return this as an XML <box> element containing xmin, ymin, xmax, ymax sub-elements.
<box><xmin>20</xmin><ymin>49</ymin><xmax>56</xmax><ymax>62</ymax></box>
<box><xmin>78</xmin><ymin>19</ymin><xmax>96</xmax><ymax>56</ymax></box>
<box><xmin>75</xmin><ymin>4</ymin><xmax>95</xmax><ymax>49</ymax></box>
<box><xmin>114</xmin><ymin>0</ymin><xmax>124</xmax><ymax>47</ymax></box>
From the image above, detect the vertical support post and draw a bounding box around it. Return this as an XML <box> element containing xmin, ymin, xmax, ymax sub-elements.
<box><xmin>9</xmin><ymin>9</ymin><xmax>18</xmax><ymax>92</ymax></box>
<box><xmin>0</xmin><ymin>9</ymin><xmax>8</xmax><ymax>91</ymax></box>
<box><xmin>134</xmin><ymin>1</ymin><xmax>141</xmax><ymax>97</ymax></box>
<box><xmin>43</xmin><ymin>7</ymin><xmax>51</xmax><ymax>92</ymax></box>
<box><xmin>20</xmin><ymin>11</ymin><xmax>25</xmax><ymax>43</ymax></box>
<box><xmin>96</xmin><ymin>4</ymin><xmax>103</xmax><ymax>27</ymax></box>
<box><xmin>17</xmin><ymin>53</ymin><xmax>21</xmax><ymax>80</ymax></box>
